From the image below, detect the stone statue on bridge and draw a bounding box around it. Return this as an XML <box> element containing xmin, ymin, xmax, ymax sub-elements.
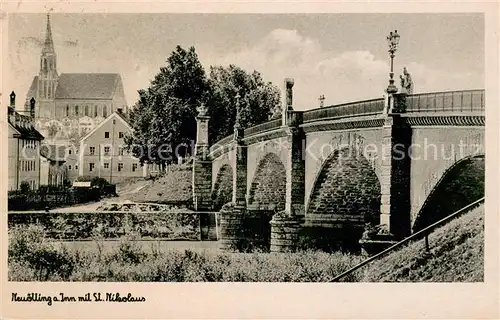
<box><xmin>399</xmin><ymin>67</ymin><xmax>414</xmax><ymax>94</ymax></box>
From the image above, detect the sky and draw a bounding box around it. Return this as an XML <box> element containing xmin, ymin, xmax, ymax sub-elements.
<box><xmin>7</xmin><ymin>13</ymin><xmax>484</xmax><ymax>111</ymax></box>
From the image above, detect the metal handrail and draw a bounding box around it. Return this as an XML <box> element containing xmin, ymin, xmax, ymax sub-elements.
<box><xmin>331</xmin><ymin>197</ymin><xmax>485</xmax><ymax>282</ymax></box>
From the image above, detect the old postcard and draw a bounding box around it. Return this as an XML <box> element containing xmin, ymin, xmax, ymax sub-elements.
<box><xmin>1</xmin><ymin>1</ymin><xmax>498</xmax><ymax>319</ymax></box>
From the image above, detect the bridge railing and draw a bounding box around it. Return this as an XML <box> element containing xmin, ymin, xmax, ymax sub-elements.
<box><xmin>209</xmin><ymin>134</ymin><xmax>233</xmax><ymax>154</ymax></box>
<box><xmin>216</xmin><ymin>134</ymin><xmax>234</xmax><ymax>147</ymax></box>
<box><xmin>209</xmin><ymin>89</ymin><xmax>484</xmax><ymax>152</ymax></box>
<box><xmin>331</xmin><ymin>197</ymin><xmax>485</xmax><ymax>282</ymax></box>
<box><xmin>243</xmin><ymin>118</ymin><xmax>283</xmax><ymax>137</ymax></box>
<box><xmin>406</xmin><ymin>89</ymin><xmax>485</xmax><ymax>112</ymax></box>
<box><xmin>302</xmin><ymin>98</ymin><xmax>385</xmax><ymax>124</ymax></box>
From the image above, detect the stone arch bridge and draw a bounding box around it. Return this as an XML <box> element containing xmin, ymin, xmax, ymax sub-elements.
<box><xmin>192</xmin><ymin>86</ymin><xmax>485</xmax><ymax>253</ymax></box>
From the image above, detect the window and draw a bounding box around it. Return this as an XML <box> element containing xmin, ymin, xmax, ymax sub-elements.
<box><xmin>118</xmin><ymin>163</ymin><xmax>123</xmax><ymax>172</ymax></box>
<box><xmin>89</xmin><ymin>147</ymin><xmax>95</xmax><ymax>155</ymax></box>
<box><xmin>89</xmin><ymin>163</ymin><xmax>95</xmax><ymax>172</ymax></box>
<box><xmin>103</xmin><ymin>106</ymin><xmax>108</xmax><ymax>118</ymax></box>
<box><xmin>66</xmin><ymin>105</ymin><xmax>69</xmax><ymax>117</ymax></box>
<box><xmin>104</xmin><ymin>163</ymin><xmax>109</xmax><ymax>169</ymax></box>
<box><xmin>94</xmin><ymin>105</ymin><xmax>98</xmax><ymax>117</ymax></box>
<box><xmin>85</xmin><ymin>105</ymin><xmax>89</xmax><ymax>117</ymax></box>
<box><xmin>68</xmin><ymin>149</ymin><xmax>72</xmax><ymax>155</ymax></box>
<box><xmin>118</xmin><ymin>147</ymin><xmax>124</xmax><ymax>156</ymax></box>
<box><xmin>75</xmin><ymin>105</ymin><xmax>79</xmax><ymax>116</ymax></box>
<box><xmin>119</xmin><ymin>132</ymin><xmax>124</xmax><ymax>139</ymax></box>
<box><xmin>105</xmin><ymin>132</ymin><xmax>110</xmax><ymax>138</ymax></box>
<box><xmin>104</xmin><ymin>146</ymin><xmax>110</xmax><ymax>155</ymax></box>
<box><xmin>75</xmin><ymin>165</ymin><xmax>79</xmax><ymax>170</ymax></box>
<box><xmin>132</xmin><ymin>163</ymin><xmax>137</xmax><ymax>172</ymax></box>
<box><xmin>69</xmin><ymin>165</ymin><xmax>72</xmax><ymax>170</ymax></box>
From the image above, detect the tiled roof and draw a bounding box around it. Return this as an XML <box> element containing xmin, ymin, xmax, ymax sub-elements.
<box><xmin>55</xmin><ymin>73</ymin><xmax>121</xmax><ymax>100</ymax></box>
<box><xmin>8</xmin><ymin>107</ymin><xmax>44</xmax><ymax>140</ymax></box>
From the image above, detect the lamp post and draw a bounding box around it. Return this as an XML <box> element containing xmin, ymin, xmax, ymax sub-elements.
<box><xmin>386</xmin><ymin>30</ymin><xmax>400</xmax><ymax>94</ymax></box>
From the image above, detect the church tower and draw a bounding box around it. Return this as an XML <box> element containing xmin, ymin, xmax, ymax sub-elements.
<box><xmin>37</xmin><ymin>13</ymin><xmax>58</xmax><ymax>118</ymax></box>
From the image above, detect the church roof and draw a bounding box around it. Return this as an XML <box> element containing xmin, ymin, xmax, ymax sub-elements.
<box><xmin>55</xmin><ymin>73</ymin><xmax>122</xmax><ymax>100</ymax></box>
<box><xmin>24</xmin><ymin>76</ymin><xmax>39</xmax><ymax>108</ymax></box>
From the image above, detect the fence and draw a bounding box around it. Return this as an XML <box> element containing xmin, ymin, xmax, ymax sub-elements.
<box><xmin>331</xmin><ymin>197</ymin><xmax>485</xmax><ymax>282</ymax></box>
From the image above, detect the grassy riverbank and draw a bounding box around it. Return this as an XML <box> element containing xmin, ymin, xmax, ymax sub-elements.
<box><xmin>8</xmin><ymin>204</ymin><xmax>483</xmax><ymax>282</ymax></box>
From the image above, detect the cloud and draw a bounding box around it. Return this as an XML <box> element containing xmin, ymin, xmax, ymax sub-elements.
<box><xmin>205</xmin><ymin>29</ymin><xmax>483</xmax><ymax>110</ymax></box>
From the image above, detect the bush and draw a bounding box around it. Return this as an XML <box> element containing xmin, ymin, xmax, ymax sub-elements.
<box><xmin>8</xmin><ymin>225</ymin><xmax>74</xmax><ymax>281</ymax></box>
<box><xmin>19</xmin><ymin>181</ymin><xmax>31</xmax><ymax>194</ymax></box>
<box><xmin>8</xmin><ymin>211</ymin><xmax>203</xmax><ymax>241</ymax></box>
<box><xmin>7</xmin><ymin>230</ymin><xmax>364</xmax><ymax>282</ymax></box>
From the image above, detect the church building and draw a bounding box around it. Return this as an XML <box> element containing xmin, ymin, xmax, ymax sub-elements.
<box><xmin>25</xmin><ymin>14</ymin><xmax>128</xmax><ymax>144</ymax></box>
<box><xmin>21</xmin><ymin>14</ymin><xmax>142</xmax><ymax>185</ymax></box>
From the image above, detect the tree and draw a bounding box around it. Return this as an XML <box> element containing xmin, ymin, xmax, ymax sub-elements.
<box><xmin>125</xmin><ymin>46</ymin><xmax>208</xmax><ymax>169</ymax></box>
<box><xmin>206</xmin><ymin>65</ymin><xmax>281</xmax><ymax>143</ymax></box>
<box><xmin>125</xmin><ymin>46</ymin><xmax>282</xmax><ymax>168</ymax></box>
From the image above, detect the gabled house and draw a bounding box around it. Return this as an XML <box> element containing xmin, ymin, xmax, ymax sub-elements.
<box><xmin>8</xmin><ymin>92</ymin><xmax>44</xmax><ymax>191</ymax></box>
<box><xmin>79</xmin><ymin>109</ymin><xmax>145</xmax><ymax>183</ymax></box>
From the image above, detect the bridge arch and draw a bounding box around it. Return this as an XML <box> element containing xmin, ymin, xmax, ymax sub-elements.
<box><xmin>412</xmin><ymin>153</ymin><xmax>485</xmax><ymax>232</ymax></box>
<box><xmin>211</xmin><ymin>164</ymin><xmax>234</xmax><ymax>211</ymax></box>
<box><xmin>248</xmin><ymin>152</ymin><xmax>286</xmax><ymax>210</ymax></box>
<box><xmin>412</xmin><ymin>132</ymin><xmax>485</xmax><ymax>225</ymax></box>
<box><xmin>304</xmin><ymin>145</ymin><xmax>381</xmax><ymax>252</ymax></box>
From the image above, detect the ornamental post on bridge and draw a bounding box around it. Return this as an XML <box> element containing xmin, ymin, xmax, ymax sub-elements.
<box><xmin>376</xmin><ymin>92</ymin><xmax>412</xmax><ymax>243</ymax></box>
<box><xmin>270</xmin><ymin>78</ymin><xmax>306</xmax><ymax>253</ymax></box>
<box><xmin>231</xmin><ymin>94</ymin><xmax>248</xmax><ymax>207</ymax></box>
<box><xmin>192</xmin><ymin>103</ymin><xmax>213</xmax><ymax>211</ymax></box>
<box><xmin>362</xmin><ymin>30</ymin><xmax>412</xmax><ymax>252</ymax></box>
<box><xmin>218</xmin><ymin>95</ymin><xmax>248</xmax><ymax>251</ymax></box>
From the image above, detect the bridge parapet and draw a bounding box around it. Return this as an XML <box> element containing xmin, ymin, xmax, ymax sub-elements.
<box><xmin>244</xmin><ymin>118</ymin><xmax>282</xmax><ymax>137</ymax></box>
<box><xmin>405</xmin><ymin>89</ymin><xmax>484</xmax><ymax>113</ymax></box>
<box><xmin>303</xmin><ymin>98</ymin><xmax>385</xmax><ymax>124</ymax></box>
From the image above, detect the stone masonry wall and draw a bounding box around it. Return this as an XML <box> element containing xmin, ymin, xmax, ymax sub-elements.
<box><xmin>307</xmin><ymin>148</ymin><xmax>381</xmax><ymax>225</ymax></box>
<box><xmin>211</xmin><ymin>164</ymin><xmax>233</xmax><ymax>211</ymax></box>
<box><xmin>248</xmin><ymin>153</ymin><xmax>286</xmax><ymax>210</ymax></box>
<box><xmin>304</xmin><ymin>148</ymin><xmax>380</xmax><ymax>252</ymax></box>
<box><xmin>192</xmin><ymin>159</ymin><xmax>213</xmax><ymax>210</ymax></box>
